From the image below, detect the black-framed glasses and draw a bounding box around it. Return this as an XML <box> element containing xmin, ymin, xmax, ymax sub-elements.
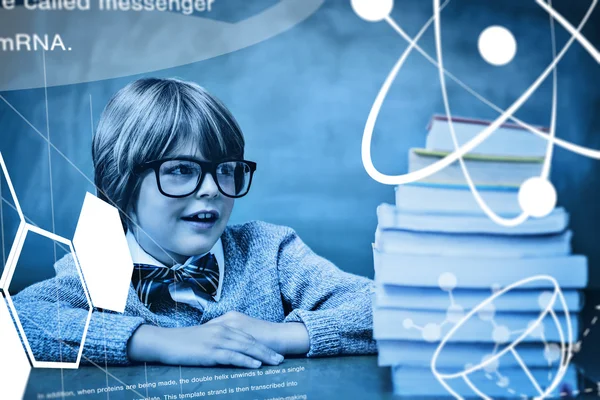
<box><xmin>134</xmin><ymin>158</ymin><xmax>257</xmax><ymax>198</ymax></box>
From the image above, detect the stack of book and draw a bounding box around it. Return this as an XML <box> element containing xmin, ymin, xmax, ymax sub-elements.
<box><xmin>372</xmin><ymin>116</ymin><xmax>587</xmax><ymax>398</ymax></box>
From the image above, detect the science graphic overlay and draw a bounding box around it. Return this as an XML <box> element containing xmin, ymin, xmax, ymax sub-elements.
<box><xmin>0</xmin><ymin>55</ymin><xmax>142</xmax><ymax>396</ymax></box>
<box><xmin>353</xmin><ymin>0</ymin><xmax>600</xmax><ymax>398</ymax></box>
<box><xmin>0</xmin><ymin>147</ymin><xmax>135</xmax><ymax>396</ymax></box>
<box><xmin>0</xmin><ymin>0</ymin><xmax>326</xmax><ymax>91</ymax></box>
<box><xmin>355</xmin><ymin>0</ymin><xmax>600</xmax><ymax>228</ymax></box>
<box><xmin>428</xmin><ymin>275</ymin><xmax>573</xmax><ymax>399</ymax></box>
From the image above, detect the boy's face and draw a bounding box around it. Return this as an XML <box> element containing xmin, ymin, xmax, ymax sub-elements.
<box><xmin>131</xmin><ymin>149</ymin><xmax>235</xmax><ymax>265</ymax></box>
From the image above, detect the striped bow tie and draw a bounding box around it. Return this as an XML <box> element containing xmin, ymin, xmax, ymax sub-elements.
<box><xmin>132</xmin><ymin>253</ymin><xmax>219</xmax><ymax>307</ymax></box>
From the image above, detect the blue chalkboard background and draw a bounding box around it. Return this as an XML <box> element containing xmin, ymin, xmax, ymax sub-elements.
<box><xmin>1</xmin><ymin>0</ymin><xmax>600</xmax><ymax>298</ymax></box>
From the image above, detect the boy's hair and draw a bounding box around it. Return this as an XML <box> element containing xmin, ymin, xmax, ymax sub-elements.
<box><xmin>92</xmin><ymin>77</ymin><xmax>245</xmax><ymax>231</ymax></box>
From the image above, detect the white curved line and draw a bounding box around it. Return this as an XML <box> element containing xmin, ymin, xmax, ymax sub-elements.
<box><xmin>432</xmin><ymin>275</ymin><xmax>563</xmax><ymax>379</ymax></box>
<box><xmin>537</xmin><ymin>289</ymin><xmax>574</xmax><ymax>398</ymax></box>
<box><xmin>536</xmin><ymin>0</ymin><xmax>600</xmax><ymax>63</ymax></box>
<box><xmin>380</xmin><ymin>14</ymin><xmax>600</xmax><ymax>161</ymax></box>
<box><xmin>432</xmin><ymin>0</ymin><xmax>597</xmax><ymax>171</ymax></box>
<box><xmin>0</xmin><ymin>0</ymin><xmax>326</xmax><ymax>91</ymax></box>
<box><xmin>432</xmin><ymin>0</ymin><xmax>595</xmax><ymax>226</ymax></box>
<box><xmin>361</xmin><ymin>0</ymin><xmax>452</xmax><ymax>187</ymax></box>
<box><xmin>433</xmin><ymin>0</ymin><xmax>535</xmax><ymax>226</ymax></box>
<box><xmin>382</xmin><ymin>13</ymin><xmax>530</xmax><ymax>226</ymax></box>
<box><xmin>463</xmin><ymin>374</ymin><xmax>491</xmax><ymax>400</ymax></box>
<box><xmin>541</xmin><ymin>4</ymin><xmax>559</xmax><ymax>180</ymax></box>
<box><xmin>511</xmin><ymin>348</ymin><xmax>544</xmax><ymax>396</ymax></box>
<box><xmin>362</xmin><ymin>0</ymin><xmax>598</xmax><ymax>226</ymax></box>
<box><xmin>549</xmin><ymin>309</ymin><xmax>566</xmax><ymax>370</ymax></box>
<box><xmin>362</xmin><ymin>0</ymin><xmax>596</xmax><ymax>186</ymax></box>
<box><xmin>435</xmin><ymin>376</ymin><xmax>464</xmax><ymax>400</ymax></box>
<box><xmin>431</xmin><ymin>274</ymin><xmax>574</xmax><ymax>399</ymax></box>
<box><xmin>534</xmin><ymin>129</ymin><xmax>600</xmax><ymax>159</ymax></box>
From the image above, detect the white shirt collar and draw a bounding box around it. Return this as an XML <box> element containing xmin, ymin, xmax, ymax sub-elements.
<box><xmin>125</xmin><ymin>231</ymin><xmax>225</xmax><ymax>301</ymax></box>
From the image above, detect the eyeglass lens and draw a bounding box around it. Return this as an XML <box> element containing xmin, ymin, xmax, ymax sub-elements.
<box><xmin>158</xmin><ymin>160</ymin><xmax>252</xmax><ymax>197</ymax></box>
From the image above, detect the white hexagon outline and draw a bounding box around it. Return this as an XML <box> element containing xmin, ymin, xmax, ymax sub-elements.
<box><xmin>3</xmin><ymin>223</ymin><xmax>93</xmax><ymax>369</ymax></box>
<box><xmin>0</xmin><ymin>152</ymin><xmax>26</xmax><ymax>289</ymax></box>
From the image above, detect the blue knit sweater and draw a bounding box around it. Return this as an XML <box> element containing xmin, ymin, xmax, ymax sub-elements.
<box><xmin>12</xmin><ymin>221</ymin><xmax>377</xmax><ymax>365</ymax></box>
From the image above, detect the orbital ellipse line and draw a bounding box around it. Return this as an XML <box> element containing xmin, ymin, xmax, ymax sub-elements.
<box><xmin>360</xmin><ymin>0</ymin><xmax>600</xmax><ymax>227</ymax></box>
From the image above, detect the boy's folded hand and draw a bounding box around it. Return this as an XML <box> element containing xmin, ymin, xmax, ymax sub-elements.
<box><xmin>204</xmin><ymin>311</ymin><xmax>310</xmax><ymax>356</ymax></box>
<box><xmin>127</xmin><ymin>323</ymin><xmax>284</xmax><ymax>369</ymax></box>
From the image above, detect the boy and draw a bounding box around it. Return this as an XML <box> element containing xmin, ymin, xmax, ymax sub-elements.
<box><xmin>13</xmin><ymin>78</ymin><xmax>377</xmax><ymax>368</ymax></box>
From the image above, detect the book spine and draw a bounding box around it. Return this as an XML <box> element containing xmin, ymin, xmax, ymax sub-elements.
<box><xmin>373</xmin><ymin>251</ymin><xmax>588</xmax><ymax>289</ymax></box>
<box><xmin>395</xmin><ymin>185</ymin><xmax>522</xmax><ymax>215</ymax></box>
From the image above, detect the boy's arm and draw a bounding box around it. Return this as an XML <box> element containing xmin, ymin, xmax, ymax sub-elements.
<box><xmin>276</xmin><ymin>228</ymin><xmax>377</xmax><ymax>357</ymax></box>
<box><xmin>13</xmin><ymin>267</ymin><xmax>285</xmax><ymax>369</ymax></box>
<box><xmin>11</xmin><ymin>274</ymin><xmax>145</xmax><ymax>366</ymax></box>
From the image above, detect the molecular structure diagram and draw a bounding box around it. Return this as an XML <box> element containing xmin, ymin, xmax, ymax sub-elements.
<box><xmin>0</xmin><ymin>147</ymin><xmax>134</xmax><ymax>398</ymax></box>
<box><xmin>402</xmin><ymin>272</ymin><xmax>564</xmax><ymax>391</ymax></box>
<box><xmin>352</xmin><ymin>0</ymin><xmax>600</xmax><ymax>228</ymax></box>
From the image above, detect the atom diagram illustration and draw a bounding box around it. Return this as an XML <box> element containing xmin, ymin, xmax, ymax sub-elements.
<box><xmin>354</xmin><ymin>0</ymin><xmax>600</xmax><ymax>227</ymax></box>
